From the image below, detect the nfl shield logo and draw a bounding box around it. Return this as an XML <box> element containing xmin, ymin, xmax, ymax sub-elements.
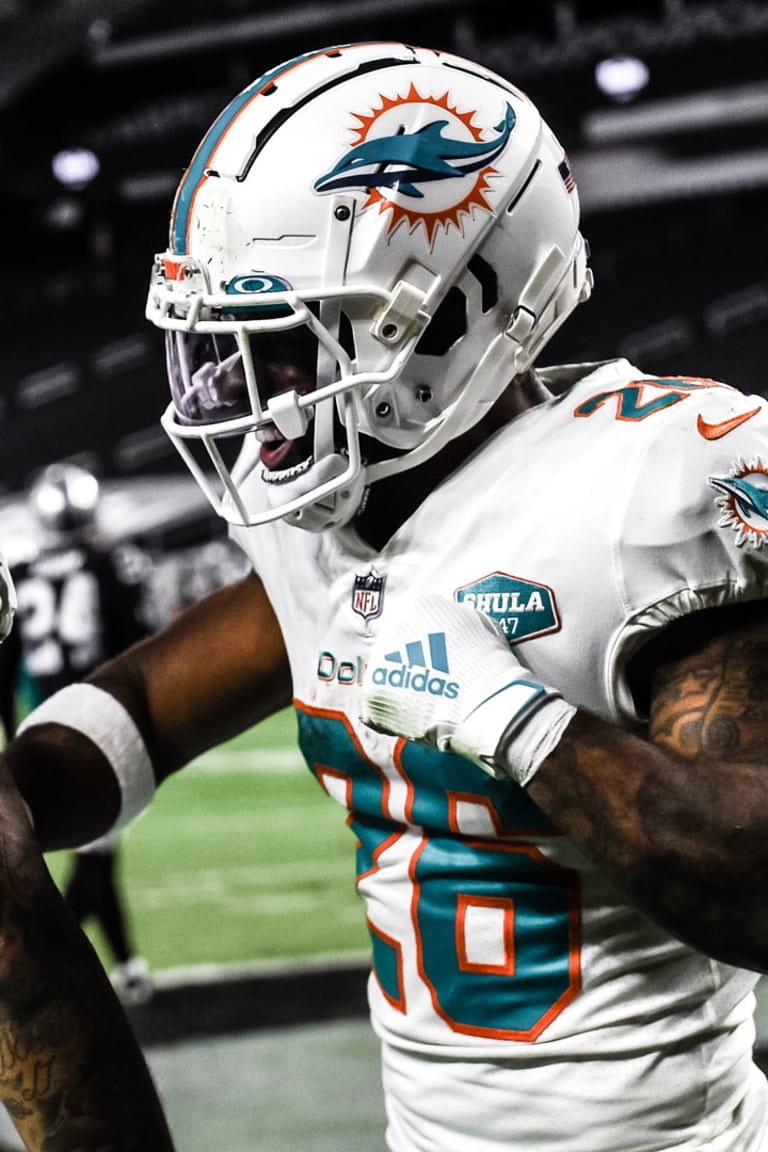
<box><xmin>352</xmin><ymin>569</ymin><xmax>385</xmax><ymax>621</ymax></box>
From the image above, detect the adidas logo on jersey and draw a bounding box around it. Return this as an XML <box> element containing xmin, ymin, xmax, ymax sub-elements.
<box><xmin>370</xmin><ymin>631</ymin><xmax>460</xmax><ymax>698</ymax></box>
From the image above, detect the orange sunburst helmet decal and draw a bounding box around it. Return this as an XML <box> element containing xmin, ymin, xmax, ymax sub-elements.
<box><xmin>313</xmin><ymin>84</ymin><xmax>516</xmax><ymax>246</ymax></box>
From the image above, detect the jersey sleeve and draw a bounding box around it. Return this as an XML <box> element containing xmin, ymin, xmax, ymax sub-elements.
<box><xmin>609</xmin><ymin>381</ymin><xmax>768</xmax><ymax>720</ymax></box>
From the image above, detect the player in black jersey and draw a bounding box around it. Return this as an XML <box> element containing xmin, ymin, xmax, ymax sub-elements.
<box><xmin>0</xmin><ymin>463</ymin><xmax>153</xmax><ymax>1005</ymax></box>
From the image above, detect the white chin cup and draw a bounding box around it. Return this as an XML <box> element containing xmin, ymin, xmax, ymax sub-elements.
<box><xmin>263</xmin><ymin>452</ymin><xmax>366</xmax><ymax>531</ymax></box>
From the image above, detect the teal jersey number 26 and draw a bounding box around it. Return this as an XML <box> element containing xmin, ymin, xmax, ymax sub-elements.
<box><xmin>297</xmin><ymin>704</ymin><xmax>581</xmax><ymax>1042</ymax></box>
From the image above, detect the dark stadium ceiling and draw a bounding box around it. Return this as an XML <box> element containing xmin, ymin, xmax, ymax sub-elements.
<box><xmin>3</xmin><ymin>0</ymin><xmax>768</xmax><ymax>102</ymax></box>
<box><xmin>1</xmin><ymin>0</ymin><xmax>768</xmax><ymax>285</ymax></box>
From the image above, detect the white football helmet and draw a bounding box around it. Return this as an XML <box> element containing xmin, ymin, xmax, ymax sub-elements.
<box><xmin>0</xmin><ymin>551</ymin><xmax>16</xmax><ymax>642</ymax></box>
<box><xmin>147</xmin><ymin>41</ymin><xmax>593</xmax><ymax>531</ymax></box>
<box><xmin>29</xmin><ymin>463</ymin><xmax>100</xmax><ymax>536</ymax></box>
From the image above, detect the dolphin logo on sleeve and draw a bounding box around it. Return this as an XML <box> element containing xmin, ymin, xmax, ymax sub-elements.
<box><xmin>709</xmin><ymin>459</ymin><xmax>768</xmax><ymax>548</ymax></box>
<box><xmin>709</xmin><ymin>474</ymin><xmax>768</xmax><ymax>523</ymax></box>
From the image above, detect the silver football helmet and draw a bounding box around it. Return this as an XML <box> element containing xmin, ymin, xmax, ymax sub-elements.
<box><xmin>29</xmin><ymin>463</ymin><xmax>100</xmax><ymax>536</ymax></box>
<box><xmin>147</xmin><ymin>42</ymin><xmax>593</xmax><ymax>531</ymax></box>
<box><xmin>0</xmin><ymin>552</ymin><xmax>16</xmax><ymax>642</ymax></box>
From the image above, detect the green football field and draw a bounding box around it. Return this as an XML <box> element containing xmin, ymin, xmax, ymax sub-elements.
<box><xmin>45</xmin><ymin>708</ymin><xmax>371</xmax><ymax>972</ymax></box>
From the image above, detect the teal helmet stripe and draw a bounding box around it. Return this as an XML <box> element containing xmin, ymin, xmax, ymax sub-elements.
<box><xmin>170</xmin><ymin>46</ymin><xmax>337</xmax><ymax>254</ymax></box>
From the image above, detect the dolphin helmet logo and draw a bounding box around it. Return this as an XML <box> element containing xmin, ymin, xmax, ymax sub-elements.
<box><xmin>314</xmin><ymin>85</ymin><xmax>516</xmax><ymax>243</ymax></box>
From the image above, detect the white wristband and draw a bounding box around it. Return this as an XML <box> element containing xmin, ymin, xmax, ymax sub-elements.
<box><xmin>453</xmin><ymin>680</ymin><xmax>576</xmax><ymax>788</ymax></box>
<box><xmin>18</xmin><ymin>683</ymin><xmax>156</xmax><ymax>831</ymax></box>
<box><xmin>495</xmin><ymin>694</ymin><xmax>577</xmax><ymax>788</ymax></box>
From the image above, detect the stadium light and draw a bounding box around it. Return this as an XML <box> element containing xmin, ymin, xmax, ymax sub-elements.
<box><xmin>44</xmin><ymin>198</ymin><xmax>84</xmax><ymax>231</ymax></box>
<box><xmin>595</xmin><ymin>55</ymin><xmax>650</xmax><ymax>102</ymax></box>
<box><xmin>51</xmin><ymin>147</ymin><xmax>101</xmax><ymax>189</ymax></box>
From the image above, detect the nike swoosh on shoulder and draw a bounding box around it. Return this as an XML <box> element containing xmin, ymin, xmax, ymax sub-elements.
<box><xmin>697</xmin><ymin>406</ymin><xmax>762</xmax><ymax>440</ymax></box>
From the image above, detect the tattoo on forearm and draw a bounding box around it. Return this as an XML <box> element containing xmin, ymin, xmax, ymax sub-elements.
<box><xmin>651</xmin><ymin>629</ymin><xmax>768</xmax><ymax>761</ymax></box>
<box><xmin>528</xmin><ymin>612</ymin><xmax>768</xmax><ymax>968</ymax></box>
<box><xmin>0</xmin><ymin>826</ymin><xmax>172</xmax><ymax>1151</ymax></box>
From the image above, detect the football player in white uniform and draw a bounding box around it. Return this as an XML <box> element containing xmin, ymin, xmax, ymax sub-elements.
<box><xmin>5</xmin><ymin>42</ymin><xmax>768</xmax><ymax>1151</ymax></box>
<box><xmin>0</xmin><ymin>554</ymin><xmax>174</xmax><ymax>1150</ymax></box>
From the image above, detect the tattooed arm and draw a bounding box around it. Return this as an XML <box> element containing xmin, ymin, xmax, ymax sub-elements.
<box><xmin>0</xmin><ymin>760</ymin><xmax>175</xmax><ymax>1151</ymax></box>
<box><xmin>526</xmin><ymin>600</ymin><xmax>768</xmax><ymax>972</ymax></box>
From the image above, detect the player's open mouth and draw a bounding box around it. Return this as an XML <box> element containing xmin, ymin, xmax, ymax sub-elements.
<box><xmin>258</xmin><ymin>425</ymin><xmax>314</xmax><ymax>483</ymax></box>
<box><xmin>261</xmin><ymin>453</ymin><xmax>314</xmax><ymax>485</ymax></box>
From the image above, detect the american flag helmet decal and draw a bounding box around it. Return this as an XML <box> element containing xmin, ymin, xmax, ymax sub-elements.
<box><xmin>559</xmin><ymin>155</ymin><xmax>576</xmax><ymax>193</ymax></box>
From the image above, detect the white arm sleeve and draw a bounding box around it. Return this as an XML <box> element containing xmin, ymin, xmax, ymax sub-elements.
<box><xmin>18</xmin><ymin>683</ymin><xmax>156</xmax><ymax>831</ymax></box>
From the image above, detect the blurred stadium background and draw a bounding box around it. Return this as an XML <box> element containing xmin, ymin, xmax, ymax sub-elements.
<box><xmin>1</xmin><ymin>1</ymin><xmax>768</xmax><ymax>1148</ymax></box>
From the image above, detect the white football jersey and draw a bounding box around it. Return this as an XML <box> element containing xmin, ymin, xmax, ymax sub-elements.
<box><xmin>231</xmin><ymin>359</ymin><xmax>768</xmax><ymax>1151</ymax></box>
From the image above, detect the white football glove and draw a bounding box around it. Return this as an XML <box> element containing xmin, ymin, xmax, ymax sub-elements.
<box><xmin>359</xmin><ymin>593</ymin><xmax>576</xmax><ymax>788</ymax></box>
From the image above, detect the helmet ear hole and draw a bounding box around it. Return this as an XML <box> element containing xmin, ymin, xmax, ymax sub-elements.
<box><xmin>338</xmin><ymin>310</ymin><xmax>356</xmax><ymax>359</ymax></box>
<box><xmin>467</xmin><ymin>254</ymin><xmax>498</xmax><ymax>314</ymax></box>
<box><xmin>415</xmin><ymin>287</ymin><xmax>467</xmax><ymax>357</ymax></box>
